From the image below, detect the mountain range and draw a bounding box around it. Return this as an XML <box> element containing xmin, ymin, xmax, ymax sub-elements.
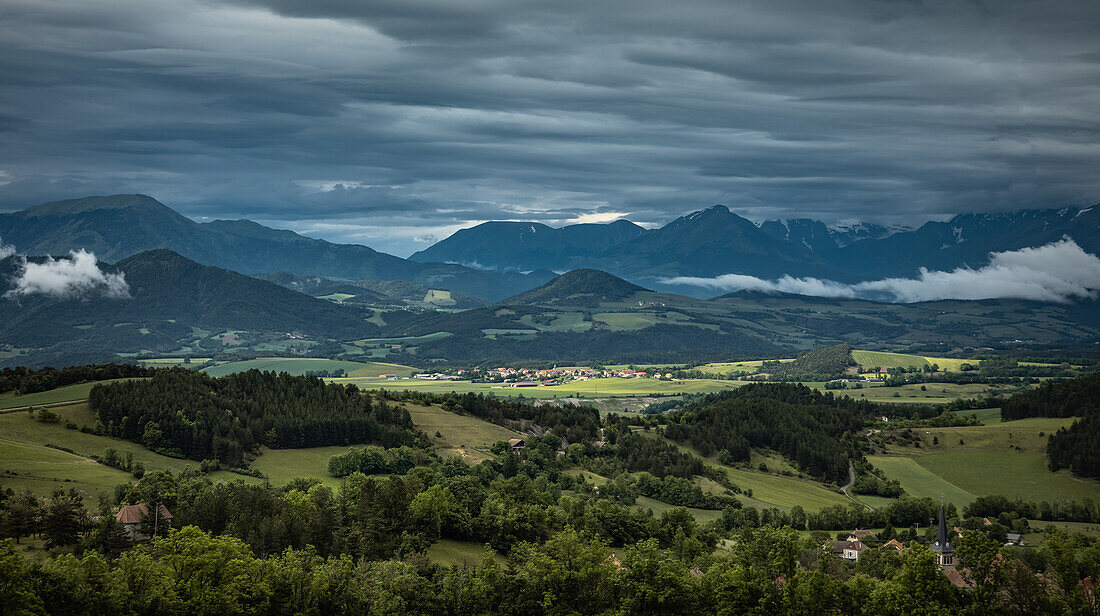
<box><xmin>413</xmin><ymin>203</ymin><xmax>1100</xmax><ymax>291</ymax></box>
<box><xmin>3</xmin><ymin>195</ymin><xmax>1097</xmax><ymax>302</ymax></box>
<box><xmin>0</xmin><ymin>195</ymin><xmax>552</xmax><ymax>301</ymax></box>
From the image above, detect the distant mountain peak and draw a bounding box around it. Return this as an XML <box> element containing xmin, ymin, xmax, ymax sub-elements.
<box><xmin>22</xmin><ymin>194</ymin><xmax>187</xmax><ymax>220</ymax></box>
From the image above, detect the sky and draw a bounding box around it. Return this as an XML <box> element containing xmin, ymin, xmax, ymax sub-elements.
<box><xmin>1</xmin><ymin>0</ymin><xmax>1098</xmax><ymax>257</ymax></box>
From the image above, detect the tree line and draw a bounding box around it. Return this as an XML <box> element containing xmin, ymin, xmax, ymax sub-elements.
<box><xmin>384</xmin><ymin>390</ymin><xmax>601</xmax><ymax>444</ymax></box>
<box><xmin>89</xmin><ymin>369</ymin><xmax>424</xmax><ymax>467</ymax></box>
<box><xmin>0</xmin><ymin>363</ymin><xmax>157</xmax><ymax>395</ymax></box>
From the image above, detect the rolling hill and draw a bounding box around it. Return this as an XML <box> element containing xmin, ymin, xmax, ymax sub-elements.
<box><xmin>503</xmin><ymin>268</ymin><xmax>649</xmax><ymax>306</ymax></box>
<box><xmin>0</xmin><ymin>250</ymin><xmax>377</xmax><ymax>361</ymax></box>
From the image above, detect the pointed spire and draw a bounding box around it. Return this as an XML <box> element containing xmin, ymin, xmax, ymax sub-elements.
<box><xmin>933</xmin><ymin>503</ymin><xmax>953</xmax><ymax>553</ymax></box>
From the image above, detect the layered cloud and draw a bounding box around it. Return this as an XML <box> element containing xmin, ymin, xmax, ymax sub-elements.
<box><xmin>4</xmin><ymin>250</ymin><xmax>131</xmax><ymax>300</ymax></box>
<box><xmin>0</xmin><ymin>0</ymin><xmax>1099</xmax><ymax>255</ymax></box>
<box><xmin>662</xmin><ymin>238</ymin><xmax>1100</xmax><ymax>304</ymax></box>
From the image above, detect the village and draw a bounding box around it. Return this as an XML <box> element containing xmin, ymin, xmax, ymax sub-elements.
<box><xmin>399</xmin><ymin>366</ymin><xmax>680</xmax><ymax>387</ymax></box>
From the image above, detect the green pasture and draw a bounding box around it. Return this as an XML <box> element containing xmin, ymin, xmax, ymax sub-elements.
<box><xmin>1026</xmin><ymin>520</ymin><xmax>1100</xmax><ymax>544</ymax></box>
<box><xmin>851</xmin><ymin>350</ymin><xmax>977</xmax><ymax>372</ymax></box>
<box><xmin>249</xmin><ymin>446</ymin><xmax>351</xmax><ymax>487</ymax></box>
<box><xmin>518</xmin><ymin>311</ymin><xmax>591</xmax><ymax>332</ymax></box>
<box><xmin>634</xmin><ymin>495</ymin><xmax>723</xmax><ymax>523</ymax></box>
<box><xmin>0</xmin><ymin>402</ymin><xmax>242</xmax><ymax>499</ymax></box>
<box><xmin>406</xmin><ymin>404</ymin><xmax>520</xmax><ymax>464</ymax></box>
<box><xmin>138</xmin><ymin>357</ymin><xmax>213</xmax><ymax>367</ymax></box>
<box><xmin>870</xmin><ymin>417</ymin><xmax>1100</xmax><ymax>508</ymax></box>
<box><xmin>866</xmin><ymin>456</ymin><xmax>975</xmax><ymax>511</ymax></box>
<box><xmin>832</xmin><ymin>382</ymin><xmax>1030</xmax><ymax>405</ymax></box>
<box><xmin>318</xmin><ymin>293</ymin><xmax>356</xmax><ymax>302</ymax></box>
<box><xmin>426</xmin><ymin>539</ymin><xmax>504</xmax><ymax>567</ymax></box>
<box><xmin>852</xmin><ymin>494</ymin><xmax>900</xmax><ymax>510</ymax></box>
<box><xmin>0</xmin><ymin>379</ymin><xmax>142</xmax><ymax>411</ymax></box>
<box><xmin>423</xmin><ymin>290</ymin><xmax>455</xmax><ymax>306</ymax></box>
<box><xmin>696</xmin><ymin>358</ymin><xmax>795</xmax><ymax>375</ymax></box>
<box><xmin>565</xmin><ymin>469</ymin><xmax>610</xmax><ymax>486</ymax></box>
<box><xmin>662</xmin><ymin>436</ymin><xmax>849</xmax><ymax>511</ymax></box>
<box><xmin>852</xmin><ymin>350</ymin><xmax>930</xmax><ymax>371</ymax></box>
<box><xmin>352</xmin><ymin>332</ymin><xmax>452</xmax><ymax>347</ymax></box>
<box><xmin>334</xmin><ymin>376</ymin><xmax>745</xmax><ymax>399</ymax></box>
<box><xmin>948</xmin><ymin>408</ymin><xmax>1002</xmax><ymax>424</ymax></box>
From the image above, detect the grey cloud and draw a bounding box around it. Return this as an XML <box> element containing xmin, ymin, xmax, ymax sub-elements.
<box><xmin>0</xmin><ymin>0</ymin><xmax>1098</xmax><ymax>255</ymax></box>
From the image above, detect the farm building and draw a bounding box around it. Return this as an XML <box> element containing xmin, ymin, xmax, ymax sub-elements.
<box><xmin>116</xmin><ymin>503</ymin><xmax>173</xmax><ymax>541</ymax></box>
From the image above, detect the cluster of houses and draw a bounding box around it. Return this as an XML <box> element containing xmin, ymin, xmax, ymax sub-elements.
<box><xmin>483</xmin><ymin>366</ymin><xmax>676</xmax><ymax>385</ymax></box>
<box><xmin>828</xmin><ymin>506</ymin><xmax>1021</xmax><ymax>588</ymax></box>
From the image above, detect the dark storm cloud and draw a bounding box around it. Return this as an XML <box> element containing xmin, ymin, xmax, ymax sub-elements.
<box><xmin>0</xmin><ymin>0</ymin><xmax>1098</xmax><ymax>255</ymax></box>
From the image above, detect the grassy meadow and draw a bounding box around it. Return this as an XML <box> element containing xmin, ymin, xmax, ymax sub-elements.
<box><xmin>0</xmin><ymin>402</ymin><xmax>246</xmax><ymax>500</ymax></box>
<box><xmin>406</xmin><ymin>403</ymin><xmax>521</xmax><ymax>464</ymax></box>
<box><xmin>332</xmin><ymin>375</ymin><xmax>745</xmax><ymax>399</ymax></box>
<box><xmin>868</xmin><ymin>417</ymin><xmax>1100</xmax><ymax>510</ymax></box>
<box><xmin>0</xmin><ymin>379</ymin><xmax>143</xmax><ymax>411</ymax></box>
<box><xmin>202</xmin><ymin>358</ymin><xmax>417</xmax><ymax>377</ymax></box>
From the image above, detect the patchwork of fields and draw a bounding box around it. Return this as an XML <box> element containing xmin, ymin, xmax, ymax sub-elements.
<box><xmin>1</xmin><ymin>358</ymin><xmax>1094</xmax><ymax>535</ymax></box>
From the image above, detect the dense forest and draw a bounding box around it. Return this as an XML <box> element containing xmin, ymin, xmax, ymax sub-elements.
<box><xmin>89</xmin><ymin>369</ymin><xmax>422</xmax><ymax>466</ymax></box>
<box><xmin>662</xmin><ymin>384</ymin><xmax>869</xmax><ymax>484</ymax></box>
<box><xmin>763</xmin><ymin>344</ymin><xmax>856</xmax><ymax>381</ymax></box>
<box><xmin>0</xmin><ymin>363</ymin><xmax>157</xmax><ymax>394</ymax></box>
<box><xmin>1000</xmin><ymin>372</ymin><xmax>1100</xmax><ymax>420</ymax></box>
<box><xmin>1047</xmin><ymin>415</ymin><xmax>1100</xmax><ymax>479</ymax></box>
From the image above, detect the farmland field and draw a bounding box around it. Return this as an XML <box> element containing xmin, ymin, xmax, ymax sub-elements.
<box><xmin>866</xmin><ymin>456</ymin><xmax>975</xmax><ymax>510</ymax></box>
<box><xmin>138</xmin><ymin>357</ymin><xmax>213</xmax><ymax>367</ymax></box>
<box><xmin>249</xmin><ymin>446</ymin><xmax>352</xmax><ymax>487</ymax></box>
<box><xmin>406</xmin><ymin>404</ymin><xmax>520</xmax><ymax>464</ymax></box>
<box><xmin>851</xmin><ymin>350</ymin><xmax>977</xmax><ymax>372</ymax></box>
<box><xmin>696</xmin><ymin>358</ymin><xmax>795</xmax><ymax>374</ymax></box>
<box><xmin>332</xmin><ymin>376</ymin><xmax>745</xmax><ymax>399</ymax></box>
<box><xmin>0</xmin><ymin>379</ymin><xmax>143</xmax><ymax>411</ymax></box>
<box><xmin>203</xmin><ymin>358</ymin><xmax>416</xmax><ymax>377</ymax></box>
<box><xmin>662</xmin><ymin>436</ymin><xmax>850</xmax><ymax>511</ymax></box>
<box><xmin>869</xmin><ymin>417</ymin><xmax>1100</xmax><ymax>508</ymax></box>
<box><xmin>830</xmin><ymin>382</ymin><xmax>1030</xmax><ymax>404</ymax></box>
<box><xmin>948</xmin><ymin>407</ymin><xmax>1002</xmax><ymax>424</ymax></box>
<box><xmin>0</xmin><ymin>402</ymin><xmax>245</xmax><ymax>499</ymax></box>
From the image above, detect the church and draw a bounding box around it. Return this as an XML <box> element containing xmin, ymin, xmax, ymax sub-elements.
<box><xmin>931</xmin><ymin>503</ymin><xmax>969</xmax><ymax>587</ymax></box>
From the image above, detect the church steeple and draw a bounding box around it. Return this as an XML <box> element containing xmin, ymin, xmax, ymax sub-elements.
<box><xmin>931</xmin><ymin>503</ymin><xmax>954</xmax><ymax>570</ymax></box>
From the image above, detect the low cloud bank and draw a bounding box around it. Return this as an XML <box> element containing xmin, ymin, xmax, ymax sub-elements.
<box><xmin>0</xmin><ymin>237</ymin><xmax>14</xmax><ymax>260</ymax></box>
<box><xmin>662</xmin><ymin>238</ymin><xmax>1100</xmax><ymax>304</ymax></box>
<box><xmin>4</xmin><ymin>249</ymin><xmax>130</xmax><ymax>300</ymax></box>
